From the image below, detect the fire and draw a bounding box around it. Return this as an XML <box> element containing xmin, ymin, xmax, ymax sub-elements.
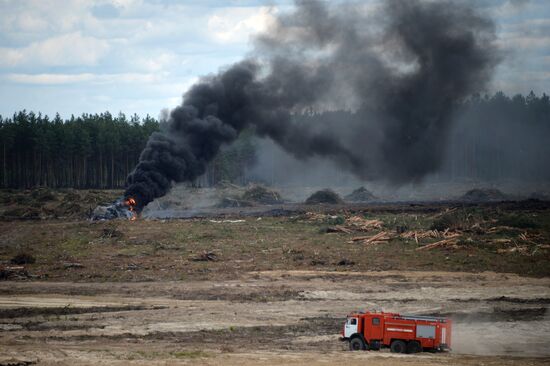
<box><xmin>125</xmin><ymin>197</ymin><xmax>137</xmax><ymax>221</ymax></box>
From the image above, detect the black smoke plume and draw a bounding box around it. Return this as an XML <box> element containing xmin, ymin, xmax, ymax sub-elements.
<box><xmin>125</xmin><ymin>0</ymin><xmax>499</xmax><ymax>211</ymax></box>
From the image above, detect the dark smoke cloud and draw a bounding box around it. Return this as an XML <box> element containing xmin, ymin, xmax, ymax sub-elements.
<box><xmin>125</xmin><ymin>0</ymin><xmax>499</xmax><ymax>210</ymax></box>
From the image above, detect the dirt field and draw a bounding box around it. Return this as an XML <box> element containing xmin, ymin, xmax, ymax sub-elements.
<box><xmin>1</xmin><ymin>271</ymin><xmax>549</xmax><ymax>365</ymax></box>
<box><xmin>1</xmin><ymin>190</ymin><xmax>549</xmax><ymax>365</ymax></box>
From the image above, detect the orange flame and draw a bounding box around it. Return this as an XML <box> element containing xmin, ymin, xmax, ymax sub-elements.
<box><xmin>125</xmin><ymin>197</ymin><xmax>137</xmax><ymax>221</ymax></box>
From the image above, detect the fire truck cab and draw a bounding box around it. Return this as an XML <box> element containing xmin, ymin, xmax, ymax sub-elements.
<box><xmin>341</xmin><ymin>311</ymin><xmax>451</xmax><ymax>353</ymax></box>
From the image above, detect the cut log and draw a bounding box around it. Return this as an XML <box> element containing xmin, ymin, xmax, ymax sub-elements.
<box><xmin>349</xmin><ymin>236</ymin><xmax>371</xmax><ymax>242</ymax></box>
<box><xmin>415</xmin><ymin>238</ymin><xmax>458</xmax><ymax>251</ymax></box>
<box><xmin>364</xmin><ymin>231</ymin><xmax>390</xmax><ymax>243</ymax></box>
<box><xmin>326</xmin><ymin>226</ymin><xmax>353</xmax><ymax>234</ymax></box>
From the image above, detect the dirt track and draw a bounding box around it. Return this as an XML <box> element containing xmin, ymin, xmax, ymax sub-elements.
<box><xmin>1</xmin><ymin>270</ymin><xmax>549</xmax><ymax>365</ymax></box>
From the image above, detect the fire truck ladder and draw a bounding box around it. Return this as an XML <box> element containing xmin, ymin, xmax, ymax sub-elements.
<box><xmin>396</xmin><ymin>314</ymin><xmax>448</xmax><ymax>323</ymax></box>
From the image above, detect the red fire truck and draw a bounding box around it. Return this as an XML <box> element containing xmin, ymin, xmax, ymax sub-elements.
<box><xmin>340</xmin><ymin>311</ymin><xmax>451</xmax><ymax>353</ymax></box>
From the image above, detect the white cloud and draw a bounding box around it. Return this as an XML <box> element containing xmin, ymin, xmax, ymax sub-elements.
<box><xmin>14</xmin><ymin>11</ymin><xmax>50</xmax><ymax>32</ymax></box>
<box><xmin>0</xmin><ymin>48</ymin><xmax>25</xmax><ymax>67</ymax></box>
<box><xmin>5</xmin><ymin>72</ymin><xmax>166</xmax><ymax>85</ymax></box>
<box><xmin>135</xmin><ymin>52</ymin><xmax>177</xmax><ymax>72</ymax></box>
<box><xmin>497</xmin><ymin>34</ymin><xmax>550</xmax><ymax>50</ymax></box>
<box><xmin>6</xmin><ymin>73</ymin><xmax>95</xmax><ymax>84</ymax></box>
<box><xmin>0</xmin><ymin>32</ymin><xmax>110</xmax><ymax>67</ymax></box>
<box><xmin>207</xmin><ymin>6</ymin><xmax>276</xmax><ymax>44</ymax></box>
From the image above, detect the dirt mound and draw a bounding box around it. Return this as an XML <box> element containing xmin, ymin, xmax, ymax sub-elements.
<box><xmin>529</xmin><ymin>192</ymin><xmax>550</xmax><ymax>201</ymax></box>
<box><xmin>345</xmin><ymin>187</ymin><xmax>376</xmax><ymax>202</ymax></box>
<box><xmin>54</xmin><ymin>201</ymin><xmax>88</xmax><ymax>218</ymax></box>
<box><xmin>305</xmin><ymin>189</ymin><xmax>343</xmax><ymax>205</ymax></box>
<box><xmin>0</xmin><ymin>207</ymin><xmax>42</xmax><ymax>220</ymax></box>
<box><xmin>0</xmin><ymin>189</ymin><xmax>121</xmax><ymax>220</ymax></box>
<box><xmin>242</xmin><ymin>185</ymin><xmax>283</xmax><ymax>205</ymax></box>
<box><xmin>460</xmin><ymin>188</ymin><xmax>508</xmax><ymax>202</ymax></box>
<box><xmin>30</xmin><ymin>188</ymin><xmax>58</xmax><ymax>202</ymax></box>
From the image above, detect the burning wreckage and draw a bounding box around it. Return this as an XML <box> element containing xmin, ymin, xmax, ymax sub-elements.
<box><xmin>92</xmin><ymin>197</ymin><xmax>137</xmax><ymax>221</ymax></box>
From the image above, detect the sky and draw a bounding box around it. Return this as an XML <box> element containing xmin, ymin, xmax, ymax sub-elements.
<box><xmin>0</xmin><ymin>0</ymin><xmax>549</xmax><ymax>119</ymax></box>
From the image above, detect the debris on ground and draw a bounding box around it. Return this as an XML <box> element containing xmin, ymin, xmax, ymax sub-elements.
<box><xmin>54</xmin><ymin>200</ymin><xmax>86</xmax><ymax>218</ymax></box>
<box><xmin>344</xmin><ymin>187</ymin><xmax>376</xmax><ymax>202</ymax></box>
<box><xmin>242</xmin><ymin>185</ymin><xmax>283</xmax><ymax>205</ymax></box>
<box><xmin>91</xmin><ymin>199</ymin><xmax>135</xmax><ymax>221</ymax></box>
<box><xmin>209</xmin><ymin>219</ymin><xmax>246</xmax><ymax>223</ymax></box>
<box><xmin>10</xmin><ymin>253</ymin><xmax>36</xmax><ymax>265</ymax></box>
<box><xmin>496</xmin><ymin>246</ymin><xmax>528</xmax><ymax>255</ymax></box>
<box><xmin>401</xmin><ymin>229</ymin><xmax>461</xmax><ymax>243</ymax></box>
<box><xmin>337</xmin><ymin>258</ymin><xmax>355</xmax><ymax>266</ymax></box>
<box><xmin>349</xmin><ymin>231</ymin><xmax>391</xmax><ymax>245</ymax></box>
<box><xmin>488</xmin><ymin>238</ymin><xmax>512</xmax><ymax>245</ymax></box>
<box><xmin>415</xmin><ymin>238</ymin><xmax>460</xmax><ymax>251</ymax></box>
<box><xmin>305</xmin><ymin>189</ymin><xmax>343</xmax><ymax>204</ymax></box>
<box><xmin>313</xmin><ymin>214</ymin><xmax>383</xmax><ymax>234</ymax></box>
<box><xmin>0</xmin><ymin>359</ymin><xmax>37</xmax><ymax>366</ymax></box>
<box><xmin>324</xmin><ymin>226</ymin><xmax>353</xmax><ymax>234</ymax></box>
<box><xmin>304</xmin><ymin>212</ymin><xmax>327</xmax><ymax>222</ymax></box>
<box><xmin>460</xmin><ymin>188</ymin><xmax>508</xmax><ymax>202</ymax></box>
<box><xmin>0</xmin><ymin>207</ymin><xmax>42</xmax><ymax>220</ymax></box>
<box><xmin>346</xmin><ymin>216</ymin><xmax>383</xmax><ymax>231</ymax></box>
<box><xmin>191</xmin><ymin>251</ymin><xmax>219</xmax><ymax>262</ymax></box>
<box><xmin>0</xmin><ymin>266</ymin><xmax>29</xmax><ymax>280</ymax></box>
<box><xmin>487</xmin><ymin>226</ymin><xmax>523</xmax><ymax>234</ymax></box>
<box><xmin>63</xmin><ymin>262</ymin><xmax>84</xmax><ymax>269</ymax></box>
<box><xmin>0</xmin><ymin>189</ymin><xmax>121</xmax><ymax>221</ymax></box>
<box><xmin>101</xmin><ymin>224</ymin><xmax>124</xmax><ymax>238</ymax></box>
<box><xmin>496</xmin><ymin>242</ymin><xmax>550</xmax><ymax>256</ymax></box>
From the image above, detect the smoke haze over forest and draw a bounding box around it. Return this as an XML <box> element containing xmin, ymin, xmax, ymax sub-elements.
<box><xmin>124</xmin><ymin>0</ymin><xmax>503</xmax><ymax>209</ymax></box>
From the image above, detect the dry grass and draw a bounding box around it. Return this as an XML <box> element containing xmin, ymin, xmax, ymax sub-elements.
<box><xmin>0</xmin><ymin>202</ymin><xmax>549</xmax><ymax>280</ymax></box>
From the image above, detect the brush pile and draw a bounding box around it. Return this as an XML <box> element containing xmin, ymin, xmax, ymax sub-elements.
<box><xmin>0</xmin><ymin>188</ymin><xmax>121</xmax><ymax>220</ymax></box>
<box><xmin>315</xmin><ymin>214</ymin><xmax>389</xmax><ymax>245</ymax></box>
<box><xmin>305</xmin><ymin>189</ymin><xmax>343</xmax><ymax>204</ymax></box>
<box><xmin>242</xmin><ymin>185</ymin><xmax>283</xmax><ymax>205</ymax></box>
<box><xmin>345</xmin><ymin>187</ymin><xmax>376</xmax><ymax>202</ymax></box>
<box><xmin>460</xmin><ymin>188</ymin><xmax>508</xmax><ymax>202</ymax></box>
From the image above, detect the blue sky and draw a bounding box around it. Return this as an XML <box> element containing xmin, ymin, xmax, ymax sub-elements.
<box><xmin>0</xmin><ymin>0</ymin><xmax>549</xmax><ymax>119</ymax></box>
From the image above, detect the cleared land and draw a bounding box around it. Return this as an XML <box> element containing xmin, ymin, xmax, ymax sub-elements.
<box><xmin>0</xmin><ymin>189</ymin><xmax>549</xmax><ymax>365</ymax></box>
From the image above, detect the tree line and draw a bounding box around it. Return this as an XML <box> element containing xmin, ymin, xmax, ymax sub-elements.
<box><xmin>1</xmin><ymin>91</ymin><xmax>549</xmax><ymax>189</ymax></box>
<box><xmin>443</xmin><ymin>91</ymin><xmax>550</xmax><ymax>182</ymax></box>
<box><xmin>289</xmin><ymin>91</ymin><xmax>550</xmax><ymax>184</ymax></box>
<box><xmin>0</xmin><ymin>112</ymin><xmax>159</xmax><ymax>189</ymax></box>
<box><xmin>0</xmin><ymin>111</ymin><xmax>256</xmax><ymax>189</ymax></box>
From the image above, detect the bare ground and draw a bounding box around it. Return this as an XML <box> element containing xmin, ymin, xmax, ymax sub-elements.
<box><xmin>1</xmin><ymin>192</ymin><xmax>550</xmax><ymax>365</ymax></box>
<box><xmin>0</xmin><ymin>270</ymin><xmax>549</xmax><ymax>365</ymax></box>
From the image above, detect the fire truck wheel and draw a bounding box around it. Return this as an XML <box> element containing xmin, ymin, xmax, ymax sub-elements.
<box><xmin>390</xmin><ymin>340</ymin><xmax>406</xmax><ymax>353</ymax></box>
<box><xmin>406</xmin><ymin>341</ymin><xmax>421</xmax><ymax>354</ymax></box>
<box><xmin>349</xmin><ymin>337</ymin><xmax>367</xmax><ymax>351</ymax></box>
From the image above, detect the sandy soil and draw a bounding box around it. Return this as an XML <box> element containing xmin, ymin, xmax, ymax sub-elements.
<box><xmin>1</xmin><ymin>270</ymin><xmax>549</xmax><ymax>365</ymax></box>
